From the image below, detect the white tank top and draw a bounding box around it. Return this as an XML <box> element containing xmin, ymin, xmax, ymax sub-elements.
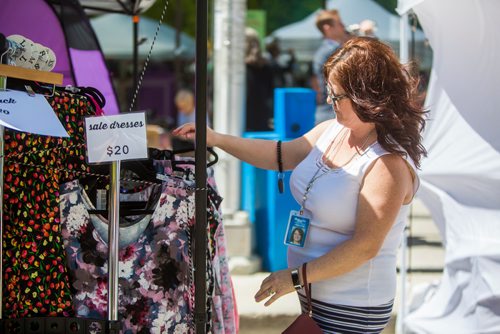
<box><xmin>288</xmin><ymin>121</ymin><xmax>419</xmax><ymax>306</ymax></box>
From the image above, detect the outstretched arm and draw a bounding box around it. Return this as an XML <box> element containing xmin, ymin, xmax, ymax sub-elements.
<box><xmin>172</xmin><ymin>121</ymin><xmax>332</xmax><ymax>171</ymax></box>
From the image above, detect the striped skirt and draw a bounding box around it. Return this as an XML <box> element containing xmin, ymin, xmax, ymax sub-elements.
<box><xmin>298</xmin><ymin>293</ymin><xmax>393</xmax><ymax>334</ymax></box>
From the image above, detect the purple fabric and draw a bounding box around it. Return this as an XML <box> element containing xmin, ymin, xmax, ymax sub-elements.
<box><xmin>70</xmin><ymin>48</ymin><xmax>119</xmax><ymax>114</ymax></box>
<box><xmin>138</xmin><ymin>64</ymin><xmax>176</xmax><ymax>123</ymax></box>
<box><xmin>0</xmin><ymin>0</ymin><xmax>74</xmax><ymax>85</ymax></box>
<box><xmin>1</xmin><ymin>0</ymin><xmax>120</xmax><ymax>115</ymax></box>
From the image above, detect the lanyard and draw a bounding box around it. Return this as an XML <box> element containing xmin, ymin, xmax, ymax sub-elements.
<box><xmin>299</xmin><ymin>165</ymin><xmax>330</xmax><ymax>215</ymax></box>
<box><xmin>299</xmin><ymin>128</ymin><xmax>347</xmax><ymax>215</ymax></box>
<box><xmin>299</xmin><ymin>127</ymin><xmax>374</xmax><ymax>215</ymax></box>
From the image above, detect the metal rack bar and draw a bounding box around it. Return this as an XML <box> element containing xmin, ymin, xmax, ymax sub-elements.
<box><xmin>107</xmin><ymin>161</ymin><xmax>121</xmax><ymax>333</ymax></box>
<box><xmin>195</xmin><ymin>0</ymin><xmax>208</xmax><ymax>332</ymax></box>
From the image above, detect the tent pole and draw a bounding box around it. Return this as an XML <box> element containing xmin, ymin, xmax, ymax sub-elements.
<box><xmin>396</xmin><ymin>11</ymin><xmax>410</xmax><ymax>334</ymax></box>
<box><xmin>132</xmin><ymin>15</ymin><xmax>140</xmax><ymax>110</ymax></box>
<box><xmin>174</xmin><ymin>0</ymin><xmax>182</xmax><ymax>88</ymax></box>
<box><xmin>195</xmin><ymin>0</ymin><xmax>208</xmax><ymax>332</ymax></box>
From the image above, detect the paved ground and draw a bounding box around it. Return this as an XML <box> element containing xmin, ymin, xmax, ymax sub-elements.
<box><xmin>231</xmin><ymin>199</ymin><xmax>444</xmax><ymax>333</ymax></box>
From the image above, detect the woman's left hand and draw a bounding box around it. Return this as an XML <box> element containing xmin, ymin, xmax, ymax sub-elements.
<box><xmin>254</xmin><ymin>269</ymin><xmax>295</xmax><ymax>306</ymax></box>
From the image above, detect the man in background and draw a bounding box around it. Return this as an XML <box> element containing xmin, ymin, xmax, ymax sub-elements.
<box><xmin>311</xmin><ymin>9</ymin><xmax>350</xmax><ymax>124</ymax></box>
<box><xmin>175</xmin><ymin>89</ymin><xmax>196</xmax><ymax>126</ymax></box>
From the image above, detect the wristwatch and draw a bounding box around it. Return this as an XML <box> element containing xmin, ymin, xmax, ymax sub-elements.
<box><xmin>291</xmin><ymin>268</ymin><xmax>303</xmax><ymax>290</ymax></box>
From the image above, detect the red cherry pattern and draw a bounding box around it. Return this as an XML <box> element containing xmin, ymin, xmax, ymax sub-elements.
<box><xmin>2</xmin><ymin>91</ymin><xmax>95</xmax><ymax>318</ymax></box>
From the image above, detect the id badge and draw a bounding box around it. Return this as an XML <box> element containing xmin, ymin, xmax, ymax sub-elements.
<box><xmin>284</xmin><ymin>210</ymin><xmax>310</xmax><ymax>248</ymax></box>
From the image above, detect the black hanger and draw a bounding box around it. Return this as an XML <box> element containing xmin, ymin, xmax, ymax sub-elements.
<box><xmin>149</xmin><ymin>145</ymin><xmax>219</xmax><ymax>168</ymax></box>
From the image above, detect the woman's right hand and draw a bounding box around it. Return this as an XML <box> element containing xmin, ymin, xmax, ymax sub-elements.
<box><xmin>172</xmin><ymin>122</ymin><xmax>219</xmax><ymax>148</ymax></box>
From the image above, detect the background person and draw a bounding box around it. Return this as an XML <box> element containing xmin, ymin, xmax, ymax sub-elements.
<box><xmin>175</xmin><ymin>89</ymin><xmax>196</xmax><ymax>126</ymax></box>
<box><xmin>359</xmin><ymin>19</ymin><xmax>378</xmax><ymax>38</ymax></box>
<box><xmin>245</xmin><ymin>27</ymin><xmax>275</xmax><ymax>131</ymax></box>
<box><xmin>311</xmin><ymin>9</ymin><xmax>351</xmax><ymax>125</ymax></box>
<box><xmin>265</xmin><ymin>37</ymin><xmax>296</xmax><ymax>88</ymax></box>
<box><xmin>174</xmin><ymin>37</ymin><xmax>427</xmax><ymax>334</ymax></box>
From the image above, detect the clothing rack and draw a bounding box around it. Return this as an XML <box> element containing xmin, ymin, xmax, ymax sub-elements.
<box><xmin>1</xmin><ymin>0</ymin><xmax>211</xmax><ymax>328</ymax></box>
<box><xmin>0</xmin><ymin>65</ymin><xmax>120</xmax><ymax>333</ymax></box>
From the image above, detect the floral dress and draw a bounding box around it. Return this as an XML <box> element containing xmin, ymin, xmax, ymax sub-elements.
<box><xmin>60</xmin><ymin>179</ymin><xmax>194</xmax><ymax>333</ymax></box>
<box><xmin>59</xmin><ymin>162</ymin><xmax>237</xmax><ymax>333</ymax></box>
<box><xmin>157</xmin><ymin>161</ymin><xmax>238</xmax><ymax>333</ymax></box>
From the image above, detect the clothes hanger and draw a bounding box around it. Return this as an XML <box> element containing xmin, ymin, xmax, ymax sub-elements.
<box><xmin>150</xmin><ymin>143</ymin><xmax>219</xmax><ymax>169</ymax></box>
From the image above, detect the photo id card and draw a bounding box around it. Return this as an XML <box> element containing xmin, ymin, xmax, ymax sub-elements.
<box><xmin>284</xmin><ymin>210</ymin><xmax>310</xmax><ymax>248</ymax></box>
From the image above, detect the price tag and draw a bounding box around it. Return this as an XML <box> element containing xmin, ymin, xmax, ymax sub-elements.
<box><xmin>0</xmin><ymin>90</ymin><xmax>69</xmax><ymax>137</ymax></box>
<box><xmin>85</xmin><ymin>112</ymin><xmax>147</xmax><ymax>163</ymax></box>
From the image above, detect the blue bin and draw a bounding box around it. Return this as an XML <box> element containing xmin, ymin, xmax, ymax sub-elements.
<box><xmin>241</xmin><ymin>132</ymin><xmax>300</xmax><ymax>271</ymax></box>
<box><xmin>274</xmin><ymin>88</ymin><xmax>316</xmax><ymax>139</ymax></box>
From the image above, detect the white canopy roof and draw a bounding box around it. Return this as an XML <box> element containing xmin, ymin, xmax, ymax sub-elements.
<box><xmin>79</xmin><ymin>0</ymin><xmax>156</xmax><ymax>14</ymax></box>
<box><xmin>270</xmin><ymin>0</ymin><xmax>427</xmax><ymax>61</ymax></box>
<box><xmin>90</xmin><ymin>14</ymin><xmax>195</xmax><ymax>60</ymax></box>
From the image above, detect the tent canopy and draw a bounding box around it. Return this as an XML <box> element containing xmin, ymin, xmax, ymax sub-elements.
<box><xmin>271</xmin><ymin>0</ymin><xmax>427</xmax><ymax>62</ymax></box>
<box><xmin>78</xmin><ymin>0</ymin><xmax>157</xmax><ymax>14</ymax></box>
<box><xmin>90</xmin><ymin>14</ymin><xmax>195</xmax><ymax>60</ymax></box>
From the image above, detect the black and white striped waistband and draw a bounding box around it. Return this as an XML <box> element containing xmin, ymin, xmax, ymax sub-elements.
<box><xmin>298</xmin><ymin>293</ymin><xmax>393</xmax><ymax>334</ymax></box>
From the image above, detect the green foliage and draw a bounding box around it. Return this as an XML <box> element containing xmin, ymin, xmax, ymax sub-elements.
<box><xmin>248</xmin><ymin>0</ymin><xmax>322</xmax><ymax>34</ymax></box>
<box><xmin>142</xmin><ymin>0</ymin><xmax>398</xmax><ymax>37</ymax></box>
<box><xmin>143</xmin><ymin>0</ymin><xmax>197</xmax><ymax>37</ymax></box>
<box><xmin>374</xmin><ymin>0</ymin><xmax>398</xmax><ymax>14</ymax></box>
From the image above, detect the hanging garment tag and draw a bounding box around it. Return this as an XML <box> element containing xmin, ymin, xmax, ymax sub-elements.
<box><xmin>156</xmin><ymin>173</ymin><xmax>169</xmax><ymax>182</ymax></box>
<box><xmin>96</xmin><ymin>189</ymin><xmax>107</xmax><ymax>210</ymax></box>
<box><xmin>284</xmin><ymin>210</ymin><xmax>310</xmax><ymax>248</ymax></box>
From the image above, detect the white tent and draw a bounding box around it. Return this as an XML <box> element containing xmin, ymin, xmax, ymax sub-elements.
<box><xmin>270</xmin><ymin>0</ymin><xmax>429</xmax><ymax>64</ymax></box>
<box><xmin>397</xmin><ymin>0</ymin><xmax>500</xmax><ymax>333</ymax></box>
<box><xmin>79</xmin><ymin>0</ymin><xmax>157</xmax><ymax>14</ymax></box>
<box><xmin>90</xmin><ymin>14</ymin><xmax>195</xmax><ymax>60</ymax></box>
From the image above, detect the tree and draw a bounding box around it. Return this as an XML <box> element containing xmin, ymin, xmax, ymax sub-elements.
<box><xmin>247</xmin><ymin>0</ymin><xmax>321</xmax><ymax>34</ymax></box>
<box><xmin>144</xmin><ymin>0</ymin><xmax>399</xmax><ymax>37</ymax></box>
<box><xmin>143</xmin><ymin>0</ymin><xmax>197</xmax><ymax>37</ymax></box>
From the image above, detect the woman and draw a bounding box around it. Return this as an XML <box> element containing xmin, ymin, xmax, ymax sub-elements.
<box><xmin>289</xmin><ymin>227</ymin><xmax>304</xmax><ymax>246</ymax></box>
<box><xmin>173</xmin><ymin>37</ymin><xmax>427</xmax><ymax>333</ymax></box>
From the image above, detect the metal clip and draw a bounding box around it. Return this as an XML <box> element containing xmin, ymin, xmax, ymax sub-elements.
<box><xmin>65</xmin><ymin>85</ymin><xmax>80</xmax><ymax>93</ymax></box>
<box><xmin>24</xmin><ymin>85</ymin><xmax>36</xmax><ymax>97</ymax></box>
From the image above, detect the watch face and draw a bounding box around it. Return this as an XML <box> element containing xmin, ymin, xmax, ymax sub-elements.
<box><xmin>291</xmin><ymin>269</ymin><xmax>302</xmax><ymax>290</ymax></box>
